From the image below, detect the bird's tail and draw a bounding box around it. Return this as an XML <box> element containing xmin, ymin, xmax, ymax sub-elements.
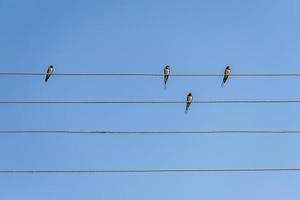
<box><xmin>45</xmin><ymin>75</ymin><xmax>49</xmax><ymax>82</ymax></box>
<box><xmin>221</xmin><ymin>81</ymin><xmax>224</xmax><ymax>88</ymax></box>
<box><xmin>221</xmin><ymin>76</ymin><xmax>228</xmax><ymax>88</ymax></box>
<box><xmin>185</xmin><ymin>103</ymin><xmax>190</xmax><ymax>114</ymax></box>
<box><xmin>164</xmin><ymin>77</ymin><xmax>168</xmax><ymax>89</ymax></box>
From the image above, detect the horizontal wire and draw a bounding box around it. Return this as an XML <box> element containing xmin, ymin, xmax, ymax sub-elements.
<box><xmin>1</xmin><ymin>72</ymin><xmax>300</xmax><ymax>77</ymax></box>
<box><xmin>1</xmin><ymin>168</ymin><xmax>300</xmax><ymax>174</ymax></box>
<box><xmin>1</xmin><ymin>130</ymin><xmax>300</xmax><ymax>135</ymax></box>
<box><xmin>0</xmin><ymin>100</ymin><xmax>300</xmax><ymax>104</ymax></box>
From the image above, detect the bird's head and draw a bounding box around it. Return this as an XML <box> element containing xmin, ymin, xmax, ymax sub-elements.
<box><xmin>226</xmin><ymin>66</ymin><xmax>231</xmax><ymax>70</ymax></box>
<box><xmin>188</xmin><ymin>93</ymin><xmax>192</xmax><ymax>96</ymax></box>
<box><xmin>49</xmin><ymin>65</ymin><xmax>53</xmax><ymax>69</ymax></box>
<box><xmin>165</xmin><ymin>65</ymin><xmax>170</xmax><ymax>70</ymax></box>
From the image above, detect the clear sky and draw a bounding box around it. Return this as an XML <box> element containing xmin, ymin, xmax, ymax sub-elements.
<box><xmin>1</xmin><ymin>0</ymin><xmax>300</xmax><ymax>199</ymax></box>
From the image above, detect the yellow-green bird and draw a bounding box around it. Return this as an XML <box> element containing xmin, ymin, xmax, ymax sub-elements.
<box><xmin>164</xmin><ymin>65</ymin><xmax>170</xmax><ymax>88</ymax></box>
<box><xmin>45</xmin><ymin>65</ymin><xmax>54</xmax><ymax>82</ymax></box>
<box><xmin>185</xmin><ymin>92</ymin><xmax>193</xmax><ymax>113</ymax></box>
<box><xmin>222</xmin><ymin>66</ymin><xmax>231</xmax><ymax>87</ymax></box>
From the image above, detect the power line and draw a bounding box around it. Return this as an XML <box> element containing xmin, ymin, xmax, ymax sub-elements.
<box><xmin>0</xmin><ymin>72</ymin><xmax>162</xmax><ymax>76</ymax></box>
<box><xmin>1</xmin><ymin>130</ymin><xmax>300</xmax><ymax>135</ymax></box>
<box><xmin>0</xmin><ymin>100</ymin><xmax>300</xmax><ymax>104</ymax></box>
<box><xmin>1</xmin><ymin>72</ymin><xmax>300</xmax><ymax>77</ymax></box>
<box><xmin>1</xmin><ymin>168</ymin><xmax>300</xmax><ymax>174</ymax></box>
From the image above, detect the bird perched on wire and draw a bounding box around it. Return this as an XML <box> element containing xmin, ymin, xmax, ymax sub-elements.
<box><xmin>164</xmin><ymin>65</ymin><xmax>170</xmax><ymax>89</ymax></box>
<box><xmin>185</xmin><ymin>93</ymin><xmax>193</xmax><ymax>113</ymax></box>
<box><xmin>221</xmin><ymin>65</ymin><xmax>231</xmax><ymax>87</ymax></box>
<box><xmin>45</xmin><ymin>65</ymin><xmax>54</xmax><ymax>82</ymax></box>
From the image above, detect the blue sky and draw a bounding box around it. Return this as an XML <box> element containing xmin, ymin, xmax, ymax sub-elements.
<box><xmin>1</xmin><ymin>0</ymin><xmax>300</xmax><ymax>199</ymax></box>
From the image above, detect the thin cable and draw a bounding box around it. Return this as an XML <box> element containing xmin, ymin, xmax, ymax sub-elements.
<box><xmin>1</xmin><ymin>168</ymin><xmax>300</xmax><ymax>174</ymax></box>
<box><xmin>0</xmin><ymin>73</ymin><xmax>162</xmax><ymax>76</ymax></box>
<box><xmin>0</xmin><ymin>100</ymin><xmax>300</xmax><ymax>104</ymax></box>
<box><xmin>1</xmin><ymin>130</ymin><xmax>300</xmax><ymax>135</ymax></box>
<box><xmin>1</xmin><ymin>72</ymin><xmax>300</xmax><ymax>77</ymax></box>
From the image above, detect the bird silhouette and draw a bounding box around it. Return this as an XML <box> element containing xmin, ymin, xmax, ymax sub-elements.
<box><xmin>164</xmin><ymin>65</ymin><xmax>170</xmax><ymax>89</ymax></box>
<box><xmin>221</xmin><ymin>65</ymin><xmax>231</xmax><ymax>87</ymax></box>
<box><xmin>45</xmin><ymin>65</ymin><xmax>54</xmax><ymax>82</ymax></box>
<box><xmin>185</xmin><ymin>93</ymin><xmax>193</xmax><ymax>113</ymax></box>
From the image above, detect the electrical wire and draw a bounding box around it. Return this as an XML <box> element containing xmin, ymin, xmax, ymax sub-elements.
<box><xmin>0</xmin><ymin>100</ymin><xmax>300</xmax><ymax>104</ymax></box>
<box><xmin>1</xmin><ymin>72</ymin><xmax>300</xmax><ymax>77</ymax></box>
<box><xmin>1</xmin><ymin>168</ymin><xmax>300</xmax><ymax>174</ymax></box>
<box><xmin>1</xmin><ymin>130</ymin><xmax>300</xmax><ymax>135</ymax></box>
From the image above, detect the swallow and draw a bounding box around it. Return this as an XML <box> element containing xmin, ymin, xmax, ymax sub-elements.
<box><xmin>185</xmin><ymin>93</ymin><xmax>193</xmax><ymax>113</ymax></box>
<box><xmin>222</xmin><ymin>66</ymin><xmax>231</xmax><ymax>87</ymax></box>
<box><xmin>45</xmin><ymin>65</ymin><xmax>54</xmax><ymax>82</ymax></box>
<box><xmin>164</xmin><ymin>65</ymin><xmax>170</xmax><ymax>88</ymax></box>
